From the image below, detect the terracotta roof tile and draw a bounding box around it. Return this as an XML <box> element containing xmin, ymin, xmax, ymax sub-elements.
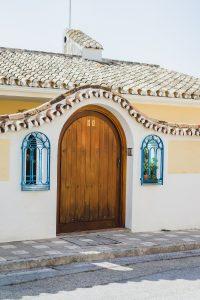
<box><xmin>66</xmin><ymin>29</ymin><xmax>103</xmax><ymax>50</ymax></box>
<box><xmin>0</xmin><ymin>47</ymin><xmax>199</xmax><ymax>100</ymax></box>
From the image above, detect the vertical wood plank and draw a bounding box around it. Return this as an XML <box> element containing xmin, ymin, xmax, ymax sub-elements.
<box><xmin>98</xmin><ymin>119</ymin><xmax>109</xmax><ymax>220</ymax></box>
<box><xmin>75</xmin><ymin>118</ymin><xmax>83</xmax><ymax>221</ymax></box>
<box><xmin>85</xmin><ymin>116</ymin><xmax>91</xmax><ymax>221</ymax></box>
<box><xmin>107</xmin><ymin>127</ymin><xmax>115</xmax><ymax>219</ymax></box>
<box><xmin>60</xmin><ymin>125</ymin><xmax>72</xmax><ymax>223</ymax></box>
<box><xmin>71</xmin><ymin>122</ymin><xmax>77</xmax><ymax>222</ymax></box>
<box><xmin>90</xmin><ymin>116</ymin><xmax>100</xmax><ymax>220</ymax></box>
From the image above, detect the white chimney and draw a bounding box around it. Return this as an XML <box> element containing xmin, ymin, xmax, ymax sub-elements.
<box><xmin>64</xmin><ymin>29</ymin><xmax>103</xmax><ymax>61</ymax></box>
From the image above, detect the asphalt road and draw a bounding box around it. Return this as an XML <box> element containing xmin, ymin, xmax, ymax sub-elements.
<box><xmin>1</xmin><ymin>251</ymin><xmax>200</xmax><ymax>299</ymax></box>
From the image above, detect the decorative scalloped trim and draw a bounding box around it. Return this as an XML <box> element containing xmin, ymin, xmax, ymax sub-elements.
<box><xmin>0</xmin><ymin>85</ymin><xmax>200</xmax><ymax>136</ymax></box>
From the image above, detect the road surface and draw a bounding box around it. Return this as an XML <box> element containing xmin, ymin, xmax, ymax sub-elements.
<box><xmin>1</xmin><ymin>251</ymin><xmax>200</xmax><ymax>299</ymax></box>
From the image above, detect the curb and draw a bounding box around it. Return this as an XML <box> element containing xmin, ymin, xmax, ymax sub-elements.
<box><xmin>1</xmin><ymin>242</ymin><xmax>200</xmax><ymax>272</ymax></box>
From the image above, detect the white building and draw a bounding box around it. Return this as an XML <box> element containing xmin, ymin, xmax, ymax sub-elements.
<box><xmin>0</xmin><ymin>29</ymin><xmax>200</xmax><ymax>243</ymax></box>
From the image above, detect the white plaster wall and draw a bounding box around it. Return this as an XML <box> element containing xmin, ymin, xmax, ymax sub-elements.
<box><xmin>0</xmin><ymin>128</ymin><xmax>57</xmax><ymax>243</ymax></box>
<box><xmin>64</xmin><ymin>38</ymin><xmax>82</xmax><ymax>56</ymax></box>
<box><xmin>1</xmin><ymin>97</ymin><xmax>200</xmax><ymax>242</ymax></box>
<box><xmin>82</xmin><ymin>48</ymin><xmax>102</xmax><ymax>61</ymax></box>
<box><xmin>132</xmin><ymin>130</ymin><xmax>200</xmax><ymax>232</ymax></box>
<box><xmin>0</xmin><ymin>98</ymin><xmax>134</xmax><ymax>242</ymax></box>
<box><xmin>64</xmin><ymin>38</ymin><xmax>102</xmax><ymax>61</ymax></box>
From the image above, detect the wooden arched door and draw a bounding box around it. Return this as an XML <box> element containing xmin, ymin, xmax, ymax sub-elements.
<box><xmin>57</xmin><ymin>106</ymin><xmax>126</xmax><ymax>233</ymax></box>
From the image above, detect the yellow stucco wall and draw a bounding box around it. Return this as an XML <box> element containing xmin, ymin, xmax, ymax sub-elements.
<box><xmin>0</xmin><ymin>140</ymin><xmax>9</xmax><ymax>181</ymax></box>
<box><xmin>0</xmin><ymin>100</ymin><xmax>43</xmax><ymax>114</ymax></box>
<box><xmin>1</xmin><ymin>98</ymin><xmax>200</xmax><ymax>125</ymax></box>
<box><xmin>133</xmin><ymin>102</ymin><xmax>200</xmax><ymax>124</ymax></box>
<box><xmin>168</xmin><ymin>141</ymin><xmax>200</xmax><ymax>173</ymax></box>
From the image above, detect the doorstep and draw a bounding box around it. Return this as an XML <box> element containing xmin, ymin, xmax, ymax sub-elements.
<box><xmin>1</xmin><ymin>229</ymin><xmax>200</xmax><ymax>272</ymax></box>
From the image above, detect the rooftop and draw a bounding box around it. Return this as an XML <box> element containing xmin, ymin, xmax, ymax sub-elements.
<box><xmin>0</xmin><ymin>29</ymin><xmax>199</xmax><ymax>100</ymax></box>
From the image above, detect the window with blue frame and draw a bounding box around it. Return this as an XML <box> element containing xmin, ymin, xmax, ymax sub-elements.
<box><xmin>141</xmin><ymin>135</ymin><xmax>164</xmax><ymax>185</ymax></box>
<box><xmin>21</xmin><ymin>132</ymin><xmax>50</xmax><ymax>191</ymax></box>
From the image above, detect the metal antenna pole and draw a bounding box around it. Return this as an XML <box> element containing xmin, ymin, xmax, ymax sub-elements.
<box><xmin>68</xmin><ymin>0</ymin><xmax>72</xmax><ymax>29</ymax></box>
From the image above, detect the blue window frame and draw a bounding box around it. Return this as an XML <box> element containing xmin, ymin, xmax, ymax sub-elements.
<box><xmin>141</xmin><ymin>135</ymin><xmax>164</xmax><ymax>185</ymax></box>
<box><xmin>21</xmin><ymin>132</ymin><xmax>50</xmax><ymax>191</ymax></box>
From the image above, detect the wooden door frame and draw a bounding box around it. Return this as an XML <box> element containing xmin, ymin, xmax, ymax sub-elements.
<box><xmin>57</xmin><ymin>105</ymin><xmax>127</xmax><ymax>234</ymax></box>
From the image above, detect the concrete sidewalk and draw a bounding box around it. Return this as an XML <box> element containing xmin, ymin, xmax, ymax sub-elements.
<box><xmin>1</xmin><ymin>229</ymin><xmax>200</xmax><ymax>272</ymax></box>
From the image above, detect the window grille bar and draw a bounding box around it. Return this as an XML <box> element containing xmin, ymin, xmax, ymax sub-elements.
<box><xmin>38</xmin><ymin>148</ymin><xmax>42</xmax><ymax>184</ymax></box>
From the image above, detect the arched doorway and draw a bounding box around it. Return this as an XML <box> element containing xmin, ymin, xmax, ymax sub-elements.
<box><xmin>57</xmin><ymin>105</ymin><xmax>127</xmax><ymax>233</ymax></box>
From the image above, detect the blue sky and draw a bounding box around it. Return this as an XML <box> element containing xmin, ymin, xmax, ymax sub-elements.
<box><xmin>0</xmin><ymin>0</ymin><xmax>199</xmax><ymax>77</ymax></box>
